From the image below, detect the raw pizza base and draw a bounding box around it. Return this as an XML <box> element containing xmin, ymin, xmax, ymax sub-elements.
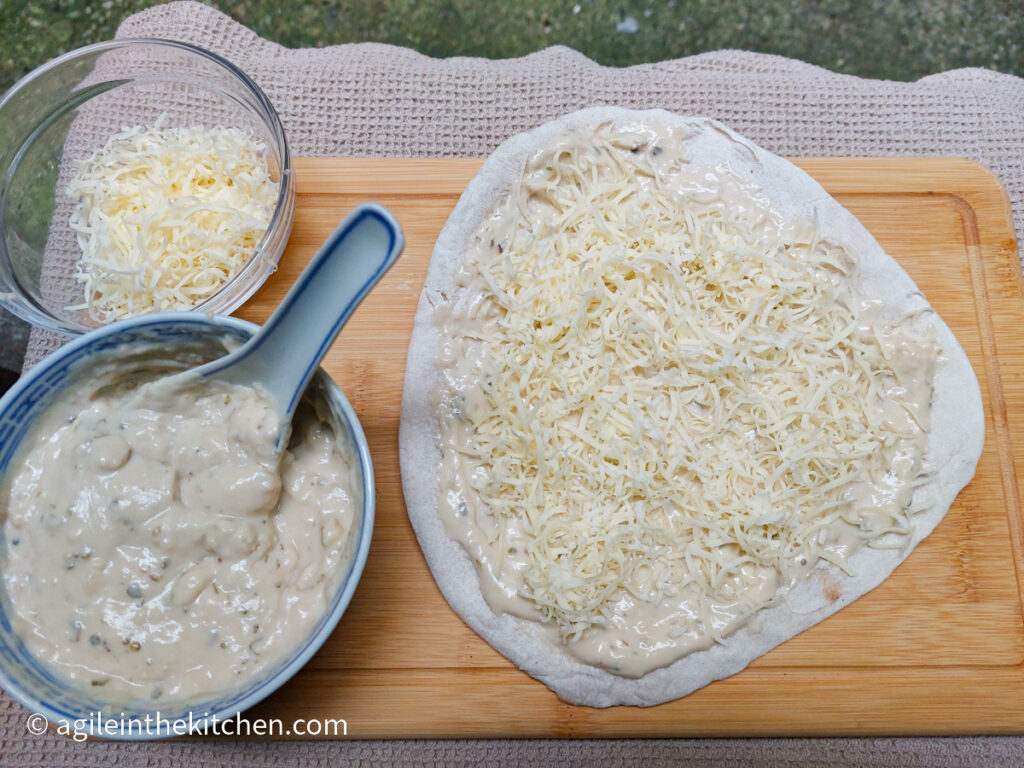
<box><xmin>398</xmin><ymin>107</ymin><xmax>985</xmax><ymax>707</ymax></box>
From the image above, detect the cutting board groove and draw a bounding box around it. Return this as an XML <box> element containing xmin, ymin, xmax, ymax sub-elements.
<box><xmin>235</xmin><ymin>157</ymin><xmax>1024</xmax><ymax>737</ymax></box>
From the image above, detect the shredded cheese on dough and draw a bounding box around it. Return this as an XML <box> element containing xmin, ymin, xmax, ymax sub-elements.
<box><xmin>444</xmin><ymin>125</ymin><xmax>933</xmax><ymax>641</ymax></box>
<box><xmin>66</xmin><ymin>120</ymin><xmax>279</xmax><ymax>323</ymax></box>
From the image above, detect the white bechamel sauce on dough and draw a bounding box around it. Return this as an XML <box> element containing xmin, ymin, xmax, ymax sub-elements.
<box><xmin>431</xmin><ymin>120</ymin><xmax>936</xmax><ymax>678</ymax></box>
<box><xmin>0</xmin><ymin>353</ymin><xmax>359</xmax><ymax>705</ymax></box>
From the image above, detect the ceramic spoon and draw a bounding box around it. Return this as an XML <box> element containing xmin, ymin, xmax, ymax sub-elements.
<box><xmin>190</xmin><ymin>202</ymin><xmax>404</xmax><ymax>450</ymax></box>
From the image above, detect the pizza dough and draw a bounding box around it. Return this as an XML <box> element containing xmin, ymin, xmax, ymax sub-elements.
<box><xmin>399</xmin><ymin>107</ymin><xmax>984</xmax><ymax>707</ymax></box>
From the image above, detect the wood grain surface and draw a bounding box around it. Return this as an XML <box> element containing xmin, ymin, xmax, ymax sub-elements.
<box><xmin>239</xmin><ymin>157</ymin><xmax>1024</xmax><ymax>737</ymax></box>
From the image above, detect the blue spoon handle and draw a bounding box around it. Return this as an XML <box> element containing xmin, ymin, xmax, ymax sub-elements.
<box><xmin>196</xmin><ymin>203</ymin><xmax>404</xmax><ymax>443</ymax></box>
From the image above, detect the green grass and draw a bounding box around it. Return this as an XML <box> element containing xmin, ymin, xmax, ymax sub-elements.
<box><xmin>1</xmin><ymin>0</ymin><xmax>1021</xmax><ymax>94</ymax></box>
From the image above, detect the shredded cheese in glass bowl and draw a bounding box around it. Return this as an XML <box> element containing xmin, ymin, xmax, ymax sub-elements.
<box><xmin>66</xmin><ymin>120</ymin><xmax>281</xmax><ymax>324</ymax></box>
<box><xmin>0</xmin><ymin>40</ymin><xmax>295</xmax><ymax>335</ymax></box>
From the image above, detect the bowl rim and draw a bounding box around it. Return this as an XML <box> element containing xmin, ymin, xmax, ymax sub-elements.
<box><xmin>0</xmin><ymin>38</ymin><xmax>296</xmax><ymax>335</ymax></box>
<box><xmin>0</xmin><ymin>312</ymin><xmax>375</xmax><ymax>739</ymax></box>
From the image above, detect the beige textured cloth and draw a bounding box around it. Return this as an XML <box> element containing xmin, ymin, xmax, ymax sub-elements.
<box><xmin>22</xmin><ymin>2</ymin><xmax>1024</xmax><ymax>369</ymax></box>
<box><xmin>7</xmin><ymin>1</ymin><xmax>1024</xmax><ymax>764</ymax></box>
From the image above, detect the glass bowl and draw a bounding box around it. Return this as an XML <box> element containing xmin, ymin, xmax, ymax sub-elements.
<box><xmin>0</xmin><ymin>39</ymin><xmax>296</xmax><ymax>335</ymax></box>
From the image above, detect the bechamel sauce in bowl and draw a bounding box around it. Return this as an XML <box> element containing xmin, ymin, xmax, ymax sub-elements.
<box><xmin>0</xmin><ymin>315</ymin><xmax>373</xmax><ymax>736</ymax></box>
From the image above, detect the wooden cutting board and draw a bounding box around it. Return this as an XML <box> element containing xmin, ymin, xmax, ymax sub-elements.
<box><xmin>239</xmin><ymin>157</ymin><xmax>1024</xmax><ymax>737</ymax></box>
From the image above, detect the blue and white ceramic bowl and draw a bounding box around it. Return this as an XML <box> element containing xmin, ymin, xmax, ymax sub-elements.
<box><xmin>0</xmin><ymin>313</ymin><xmax>374</xmax><ymax>739</ymax></box>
